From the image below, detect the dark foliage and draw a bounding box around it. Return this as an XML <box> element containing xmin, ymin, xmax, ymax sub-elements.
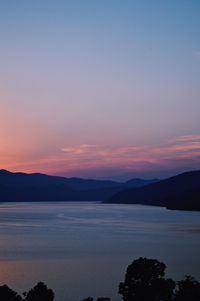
<box><xmin>1</xmin><ymin>258</ymin><xmax>200</xmax><ymax>301</ymax></box>
<box><xmin>23</xmin><ymin>282</ymin><xmax>54</xmax><ymax>301</ymax></box>
<box><xmin>0</xmin><ymin>284</ymin><xmax>22</xmax><ymax>301</ymax></box>
<box><xmin>119</xmin><ymin>257</ymin><xmax>175</xmax><ymax>301</ymax></box>
<box><xmin>174</xmin><ymin>275</ymin><xmax>200</xmax><ymax>301</ymax></box>
<box><xmin>81</xmin><ymin>297</ymin><xmax>111</xmax><ymax>301</ymax></box>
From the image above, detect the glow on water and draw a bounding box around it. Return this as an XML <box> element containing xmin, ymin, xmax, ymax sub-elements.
<box><xmin>0</xmin><ymin>202</ymin><xmax>200</xmax><ymax>301</ymax></box>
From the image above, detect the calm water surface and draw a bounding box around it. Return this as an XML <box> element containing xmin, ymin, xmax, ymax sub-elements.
<box><xmin>0</xmin><ymin>202</ymin><xmax>200</xmax><ymax>301</ymax></box>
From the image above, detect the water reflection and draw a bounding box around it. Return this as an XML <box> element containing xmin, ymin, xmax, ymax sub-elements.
<box><xmin>0</xmin><ymin>202</ymin><xmax>199</xmax><ymax>301</ymax></box>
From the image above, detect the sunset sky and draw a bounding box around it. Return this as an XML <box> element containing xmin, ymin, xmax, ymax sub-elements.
<box><xmin>0</xmin><ymin>0</ymin><xmax>200</xmax><ymax>180</ymax></box>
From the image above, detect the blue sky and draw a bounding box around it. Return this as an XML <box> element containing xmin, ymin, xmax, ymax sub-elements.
<box><xmin>0</xmin><ymin>0</ymin><xmax>200</xmax><ymax>179</ymax></box>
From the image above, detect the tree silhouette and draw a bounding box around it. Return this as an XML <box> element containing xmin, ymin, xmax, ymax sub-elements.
<box><xmin>0</xmin><ymin>284</ymin><xmax>22</xmax><ymax>301</ymax></box>
<box><xmin>81</xmin><ymin>297</ymin><xmax>94</xmax><ymax>301</ymax></box>
<box><xmin>81</xmin><ymin>297</ymin><xmax>111</xmax><ymax>301</ymax></box>
<box><xmin>1</xmin><ymin>259</ymin><xmax>200</xmax><ymax>301</ymax></box>
<box><xmin>118</xmin><ymin>257</ymin><xmax>175</xmax><ymax>301</ymax></box>
<box><xmin>175</xmin><ymin>275</ymin><xmax>200</xmax><ymax>301</ymax></box>
<box><xmin>23</xmin><ymin>282</ymin><xmax>54</xmax><ymax>301</ymax></box>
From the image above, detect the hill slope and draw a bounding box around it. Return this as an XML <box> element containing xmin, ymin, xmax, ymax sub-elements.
<box><xmin>104</xmin><ymin>170</ymin><xmax>200</xmax><ymax>211</ymax></box>
<box><xmin>0</xmin><ymin>170</ymin><xmax>157</xmax><ymax>202</ymax></box>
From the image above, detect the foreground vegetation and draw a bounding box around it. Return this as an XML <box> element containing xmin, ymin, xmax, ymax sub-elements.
<box><xmin>1</xmin><ymin>257</ymin><xmax>200</xmax><ymax>301</ymax></box>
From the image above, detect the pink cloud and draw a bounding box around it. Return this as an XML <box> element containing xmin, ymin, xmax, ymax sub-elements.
<box><xmin>1</xmin><ymin>134</ymin><xmax>200</xmax><ymax>177</ymax></box>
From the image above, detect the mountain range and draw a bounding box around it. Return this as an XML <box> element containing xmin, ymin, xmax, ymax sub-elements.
<box><xmin>0</xmin><ymin>169</ymin><xmax>157</xmax><ymax>202</ymax></box>
<box><xmin>104</xmin><ymin>170</ymin><xmax>200</xmax><ymax>211</ymax></box>
<box><xmin>0</xmin><ymin>169</ymin><xmax>199</xmax><ymax>211</ymax></box>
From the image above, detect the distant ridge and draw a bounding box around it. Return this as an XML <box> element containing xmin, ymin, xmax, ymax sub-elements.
<box><xmin>104</xmin><ymin>170</ymin><xmax>200</xmax><ymax>211</ymax></box>
<box><xmin>0</xmin><ymin>169</ymin><xmax>158</xmax><ymax>202</ymax></box>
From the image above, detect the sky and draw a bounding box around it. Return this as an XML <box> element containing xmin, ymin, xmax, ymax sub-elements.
<box><xmin>0</xmin><ymin>0</ymin><xmax>200</xmax><ymax>180</ymax></box>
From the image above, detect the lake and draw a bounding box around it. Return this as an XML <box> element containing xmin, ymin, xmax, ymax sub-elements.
<box><xmin>0</xmin><ymin>202</ymin><xmax>200</xmax><ymax>301</ymax></box>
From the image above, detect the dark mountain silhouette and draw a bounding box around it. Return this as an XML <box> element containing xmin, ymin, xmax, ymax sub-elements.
<box><xmin>165</xmin><ymin>188</ymin><xmax>200</xmax><ymax>211</ymax></box>
<box><xmin>104</xmin><ymin>170</ymin><xmax>200</xmax><ymax>211</ymax></box>
<box><xmin>0</xmin><ymin>170</ymin><xmax>157</xmax><ymax>202</ymax></box>
<box><xmin>125</xmin><ymin>178</ymin><xmax>158</xmax><ymax>187</ymax></box>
